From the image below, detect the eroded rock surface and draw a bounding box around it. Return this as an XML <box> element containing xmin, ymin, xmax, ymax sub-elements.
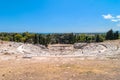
<box><xmin>0</xmin><ymin>40</ymin><xmax>120</xmax><ymax>60</ymax></box>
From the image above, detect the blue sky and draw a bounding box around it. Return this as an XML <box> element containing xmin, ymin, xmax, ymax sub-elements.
<box><xmin>0</xmin><ymin>0</ymin><xmax>120</xmax><ymax>33</ymax></box>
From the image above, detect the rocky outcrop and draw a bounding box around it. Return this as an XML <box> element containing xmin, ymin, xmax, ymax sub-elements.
<box><xmin>0</xmin><ymin>40</ymin><xmax>120</xmax><ymax>59</ymax></box>
<box><xmin>74</xmin><ymin>43</ymin><xmax>88</xmax><ymax>49</ymax></box>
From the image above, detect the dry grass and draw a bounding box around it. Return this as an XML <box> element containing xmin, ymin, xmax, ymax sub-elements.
<box><xmin>0</xmin><ymin>57</ymin><xmax>119</xmax><ymax>80</ymax></box>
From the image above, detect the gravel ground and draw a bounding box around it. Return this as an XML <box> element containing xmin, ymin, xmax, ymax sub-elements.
<box><xmin>0</xmin><ymin>57</ymin><xmax>120</xmax><ymax>80</ymax></box>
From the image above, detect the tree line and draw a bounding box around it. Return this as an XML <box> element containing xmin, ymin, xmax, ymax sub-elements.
<box><xmin>0</xmin><ymin>29</ymin><xmax>119</xmax><ymax>46</ymax></box>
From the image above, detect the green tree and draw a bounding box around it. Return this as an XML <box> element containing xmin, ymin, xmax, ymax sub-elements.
<box><xmin>114</xmin><ymin>31</ymin><xmax>119</xmax><ymax>39</ymax></box>
<box><xmin>86</xmin><ymin>36</ymin><xmax>92</xmax><ymax>43</ymax></box>
<box><xmin>106</xmin><ymin>29</ymin><xmax>114</xmax><ymax>40</ymax></box>
<box><xmin>20</xmin><ymin>37</ymin><xmax>26</xmax><ymax>43</ymax></box>
<box><xmin>34</xmin><ymin>34</ymin><xmax>39</xmax><ymax>44</ymax></box>
<box><xmin>14</xmin><ymin>34</ymin><xmax>23</xmax><ymax>42</ymax></box>
<box><xmin>2</xmin><ymin>37</ymin><xmax>10</xmax><ymax>41</ymax></box>
<box><xmin>95</xmin><ymin>34</ymin><xmax>104</xmax><ymax>42</ymax></box>
<box><xmin>80</xmin><ymin>34</ymin><xmax>86</xmax><ymax>42</ymax></box>
<box><xmin>46</xmin><ymin>34</ymin><xmax>51</xmax><ymax>44</ymax></box>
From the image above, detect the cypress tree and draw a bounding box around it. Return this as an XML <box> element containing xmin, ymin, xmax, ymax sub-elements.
<box><xmin>114</xmin><ymin>31</ymin><xmax>119</xmax><ymax>39</ymax></box>
<box><xmin>106</xmin><ymin>29</ymin><xmax>114</xmax><ymax>40</ymax></box>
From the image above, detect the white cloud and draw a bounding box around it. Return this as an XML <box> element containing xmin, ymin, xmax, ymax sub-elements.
<box><xmin>102</xmin><ymin>14</ymin><xmax>120</xmax><ymax>22</ymax></box>
<box><xmin>116</xmin><ymin>15</ymin><xmax>120</xmax><ymax>18</ymax></box>
<box><xmin>102</xmin><ymin>14</ymin><xmax>114</xmax><ymax>19</ymax></box>
<box><xmin>102</xmin><ymin>14</ymin><xmax>120</xmax><ymax>28</ymax></box>
<box><xmin>111</xmin><ymin>19</ymin><xmax>118</xmax><ymax>22</ymax></box>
